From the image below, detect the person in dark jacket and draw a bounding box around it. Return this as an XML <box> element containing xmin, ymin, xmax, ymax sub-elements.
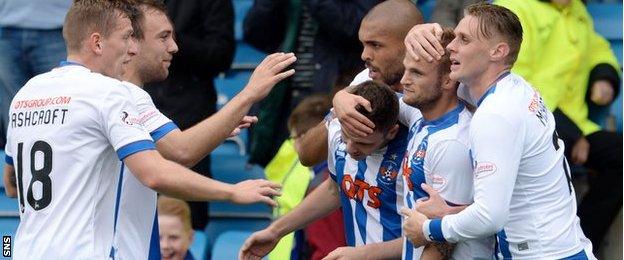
<box><xmin>244</xmin><ymin>0</ymin><xmax>382</xmax><ymax>166</ymax></box>
<box><xmin>145</xmin><ymin>0</ymin><xmax>235</xmax><ymax>230</ymax></box>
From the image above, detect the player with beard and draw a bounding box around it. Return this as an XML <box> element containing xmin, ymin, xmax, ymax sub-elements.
<box><xmin>296</xmin><ymin>0</ymin><xmax>424</xmax><ymax>166</ymax></box>
<box><xmin>114</xmin><ymin>1</ymin><xmax>296</xmax><ymax>259</ymax></box>
<box><xmin>333</xmin><ymin>28</ymin><xmax>494</xmax><ymax>260</ymax></box>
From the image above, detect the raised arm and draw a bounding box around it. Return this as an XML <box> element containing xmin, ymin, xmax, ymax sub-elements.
<box><xmin>155</xmin><ymin>53</ymin><xmax>296</xmax><ymax>167</ymax></box>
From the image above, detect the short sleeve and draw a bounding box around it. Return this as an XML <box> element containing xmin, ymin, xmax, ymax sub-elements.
<box><xmin>4</xmin><ymin>127</ymin><xmax>13</xmax><ymax>166</ymax></box>
<box><xmin>126</xmin><ymin>84</ymin><xmax>178</xmax><ymax>142</ymax></box>
<box><xmin>424</xmin><ymin>139</ymin><xmax>474</xmax><ymax>205</ymax></box>
<box><xmin>100</xmin><ymin>86</ymin><xmax>155</xmax><ymax>161</ymax></box>
<box><xmin>326</xmin><ymin>118</ymin><xmax>343</xmax><ymax>179</ymax></box>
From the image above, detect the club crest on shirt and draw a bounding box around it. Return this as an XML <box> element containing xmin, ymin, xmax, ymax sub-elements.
<box><xmin>378</xmin><ymin>160</ymin><xmax>399</xmax><ymax>184</ymax></box>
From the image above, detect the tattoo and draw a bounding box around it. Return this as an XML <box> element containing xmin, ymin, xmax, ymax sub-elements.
<box><xmin>433</xmin><ymin>242</ymin><xmax>455</xmax><ymax>259</ymax></box>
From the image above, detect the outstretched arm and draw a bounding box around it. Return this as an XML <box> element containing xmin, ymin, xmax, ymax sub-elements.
<box><xmin>124</xmin><ymin>150</ymin><xmax>280</xmax><ymax>206</ymax></box>
<box><xmin>156</xmin><ymin>53</ymin><xmax>296</xmax><ymax>167</ymax></box>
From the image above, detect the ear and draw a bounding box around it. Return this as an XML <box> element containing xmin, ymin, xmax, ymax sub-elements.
<box><xmin>440</xmin><ymin>74</ymin><xmax>457</xmax><ymax>91</ymax></box>
<box><xmin>490</xmin><ymin>42</ymin><xmax>510</xmax><ymax>63</ymax></box>
<box><xmin>89</xmin><ymin>33</ymin><xmax>104</xmax><ymax>55</ymax></box>
<box><xmin>385</xmin><ymin>124</ymin><xmax>400</xmax><ymax>140</ymax></box>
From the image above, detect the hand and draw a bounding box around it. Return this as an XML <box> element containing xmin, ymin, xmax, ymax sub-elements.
<box><xmin>571</xmin><ymin>137</ymin><xmax>590</xmax><ymax>165</ymax></box>
<box><xmin>230</xmin><ymin>179</ymin><xmax>282</xmax><ymax>207</ymax></box>
<box><xmin>229</xmin><ymin>116</ymin><xmax>258</xmax><ymax>137</ymax></box>
<box><xmin>239</xmin><ymin>228</ymin><xmax>281</xmax><ymax>260</ymax></box>
<box><xmin>332</xmin><ymin>89</ymin><xmax>374</xmax><ymax>137</ymax></box>
<box><xmin>243</xmin><ymin>52</ymin><xmax>297</xmax><ymax>102</ymax></box>
<box><xmin>416</xmin><ymin>183</ymin><xmax>452</xmax><ymax>219</ymax></box>
<box><xmin>400</xmin><ymin>207</ymin><xmax>429</xmax><ymax>247</ymax></box>
<box><xmin>590</xmin><ymin>80</ymin><xmax>614</xmax><ymax>106</ymax></box>
<box><xmin>405</xmin><ymin>23</ymin><xmax>445</xmax><ymax>62</ymax></box>
<box><xmin>321</xmin><ymin>246</ymin><xmax>366</xmax><ymax>260</ymax></box>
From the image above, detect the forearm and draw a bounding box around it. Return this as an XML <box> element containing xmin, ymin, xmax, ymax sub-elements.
<box><xmin>3</xmin><ymin>166</ymin><xmax>17</xmax><ymax>198</ymax></box>
<box><xmin>127</xmin><ymin>151</ymin><xmax>234</xmax><ymax>201</ymax></box>
<box><xmin>297</xmin><ymin>122</ymin><xmax>328</xmax><ymax>166</ymax></box>
<box><xmin>161</xmin><ymin>91</ymin><xmax>256</xmax><ymax>167</ymax></box>
<box><xmin>268</xmin><ymin>178</ymin><xmax>340</xmax><ymax>237</ymax></box>
<box><xmin>356</xmin><ymin>238</ymin><xmax>403</xmax><ymax>259</ymax></box>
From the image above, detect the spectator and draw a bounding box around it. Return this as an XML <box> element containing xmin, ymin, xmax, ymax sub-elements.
<box><xmin>430</xmin><ymin>0</ymin><xmax>482</xmax><ymax>27</ymax></box>
<box><xmin>244</xmin><ymin>0</ymin><xmax>382</xmax><ymax>166</ymax></box>
<box><xmin>158</xmin><ymin>196</ymin><xmax>195</xmax><ymax>260</ymax></box>
<box><xmin>0</xmin><ymin>0</ymin><xmax>71</xmax><ymax>147</ymax></box>
<box><xmin>495</xmin><ymin>0</ymin><xmax>622</xmax><ymax>252</ymax></box>
<box><xmin>263</xmin><ymin>94</ymin><xmax>346</xmax><ymax>259</ymax></box>
<box><xmin>145</xmin><ymin>0</ymin><xmax>235</xmax><ymax>230</ymax></box>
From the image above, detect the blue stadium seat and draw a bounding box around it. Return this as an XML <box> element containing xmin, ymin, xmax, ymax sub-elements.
<box><xmin>418</xmin><ymin>0</ymin><xmax>436</xmax><ymax>22</ymax></box>
<box><xmin>0</xmin><ymin>217</ymin><xmax>19</xmax><ymax>241</ymax></box>
<box><xmin>0</xmin><ymin>150</ymin><xmax>5</xmax><ymax>189</ymax></box>
<box><xmin>210</xmin><ymin>154</ymin><xmax>272</xmax><ymax>219</ymax></box>
<box><xmin>211</xmin><ymin>230</ymin><xmax>258</xmax><ymax>260</ymax></box>
<box><xmin>233</xmin><ymin>43</ymin><xmax>266</xmax><ymax>69</ymax></box>
<box><xmin>190</xmin><ymin>230</ymin><xmax>207</xmax><ymax>260</ymax></box>
<box><xmin>233</xmin><ymin>0</ymin><xmax>253</xmax><ymax>41</ymax></box>
<box><xmin>214</xmin><ymin>71</ymin><xmax>252</xmax><ymax>109</ymax></box>
<box><xmin>587</xmin><ymin>3</ymin><xmax>623</xmax><ymax>40</ymax></box>
<box><xmin>206</xmin><ymin>219</ymin><xmax>270</xmax><ymax>259</ymax></box>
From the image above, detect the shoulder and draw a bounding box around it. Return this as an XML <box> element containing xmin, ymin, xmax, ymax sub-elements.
<box><xmin>349</xmin><ymin>69</ymin><xmax>371</xmax><ymax>86</ymax></box>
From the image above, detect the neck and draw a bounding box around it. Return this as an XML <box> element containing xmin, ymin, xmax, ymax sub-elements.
<box><xmin>66</xmin><ymin>54</ymin><xmax>90</xmax><ymax>69</ymax></box>
<box><xmin>465</xmin><ymin>64</ymin><xmax>510</xmax><ymax>103</ymax></box>
<box><xmin>123</xmin><ymin>69</ymin><xmax>144</xmax><ymax>87</ymax></box>
<box><xmin>421</xmin><ymin>94</ymin><xmax>459</xmax><ymax>122</ymax></box>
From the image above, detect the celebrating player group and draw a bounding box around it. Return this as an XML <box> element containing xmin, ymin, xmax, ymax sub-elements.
<box><xmin>3</xmin><ymin>0</ymin><xmax>598</xmax><ymax>259</ymax></box>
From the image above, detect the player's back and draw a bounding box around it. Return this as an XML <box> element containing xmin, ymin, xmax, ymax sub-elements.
<box><xmin>5</xmin><ymin>64</ymin><xmax>152</xmax><ymax>259</ymax></box>
<box><xmin>471</xmin><ymin>72</ymin><xmax>591</xmax><ymax>258</ymax></box>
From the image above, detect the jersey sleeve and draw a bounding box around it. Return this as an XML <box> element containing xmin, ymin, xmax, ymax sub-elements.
<box><xmin>423</xmin><ymin>139</ymin><xmax>473</xmax><ymax>206</ymax></box>
<box><xmin>349</xmin><ymin>69</ymin><xmax>371</xmax><ymax>86</ymax></box>
<box><xmin>424</xmin><ymin>112</ymin><xmax>523</xmax><ymax>243</ymax></box>
<box><xmin>129</xmin><ymin>86</ymin><xmax>178</xmax><ymax>142</ymax></box>
<box><xmin>100</xmin><ymin>85</ymin><xmax>155</xmax><ymax>161</ymax></box>
<box><xmin>398</xmin><ymin>97</ymin><xmax>422</xmax><ymax>127</ymax></box>
<box><xmin>326</xmin><ymin>118</ymin><xmax>342</xmax><ymax>181</ymax></box>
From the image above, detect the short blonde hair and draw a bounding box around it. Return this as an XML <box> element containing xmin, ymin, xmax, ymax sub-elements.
<box><xmin>157</xmin><ymin>196</ymin><xmax>192</xmax><ymax>233</ymax></box>
<box><xmin>63</xmin><ymin>0</ymin><xmax>139</xmax><ymax>53</ymax></box>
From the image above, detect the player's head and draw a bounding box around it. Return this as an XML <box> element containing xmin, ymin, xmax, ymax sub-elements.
<box><xmin>342</xmin><ymin>81</ymin><xmax>399</xmax><ymax>161</ymax></box>
<box><xmin>158</xmin><ymin>196</ymin><xmax>194</xmax><ymax>260</ymax></box>
<box><xmin>125</xmin><ymin>0</ymin><xmax>178</xmax><ymax>85</ymax></box>
<box><xmin>446</xmin><ymin>3</ymin><xmax>522</xmax><ymax>84</ymax></box>
<box><xmin>288</xmin><ymin>94</ymin><xmax>331</xmax><ymax>153</ymax></box>
<box><xmin>63</xmin><ymin>0</ymin><xmax>139</xmax><ymax>78</ymax></box>
<box><xmin>359</xmin><ymin>0</ymin><xmax>423</xmax><ymax>90</ymax></box>
<box><xmin>401</xmin><ymin>28</ymin><xmax>458</xmax><ymax>110</ymax></box>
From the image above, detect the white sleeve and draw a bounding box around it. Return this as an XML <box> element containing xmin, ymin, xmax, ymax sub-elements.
<box><xmin>424</xmin><ymin>112</ymin><xmax>523</xmax><ymax>243</ymax></box>
<box><xmin>131</xmin><ymin>88</ymin><xmax>178</xmax><ymax>141</ymax></box>
<box><xmin>348</xmin><ymin>69</ymin><xmax>371</xmax><ymax>86</ymax></box>
<box><xmin>398</xmin><ymin>97</ymin><xmax>422</xmax><ymax>127</ymax></box>
<box><xmin>100</xmin><ymin>86</ymin><xmax>155</xmax><ymax>161</ymax></box>
<box><xmin>326</xmin><ymin>119</ymin><xmax>342</xmax><ymax>181</ymax></box>
<box><xmin>423</xmin><ymin>139</ymin><xmax>473</xmax><ymax>205</ymax></box>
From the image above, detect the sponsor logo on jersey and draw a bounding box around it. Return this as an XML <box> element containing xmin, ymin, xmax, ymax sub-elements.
<box><xmin>341</xmin><ymin>175</ymin><xmax>382</xmax><ymax>209</ymax></box>
<box><xmin>430</xmin><ymin>174</ymin><xmax>446</xmax><ymax>190</ymax></box>
<box><xmin>121</xmin><ymin>111</ymin><xmax>144</xmax><ymax>126</ymax></box>
<box><xmin>474</xmin><ymin>162</ymin><xmax>497</xmax><ymax>178</ymax></box>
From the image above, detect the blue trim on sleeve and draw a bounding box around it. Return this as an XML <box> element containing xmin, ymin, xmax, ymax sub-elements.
<box><xmin>560</xmin><ymin>250</ymin><xmax>589</xmax><ymax>260</ymax></box>
<box><xmin>5</xmin><ymin>155</ymin><xmax>13</xmax><ymax>165</ymax></box>
<box><xmin>116</xmin><ymin>140</ymin><xmax>156</xmax><ymax>160</ymax></box>
<box><xmin>150</xmin><ymin>122</ymin><xmax>178</xmax><ymax>142</ymax></box>
<box><xmin>428</xmin><ymin>218</ymin><xmax>446</xmax><ymax>242</ymax></box>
